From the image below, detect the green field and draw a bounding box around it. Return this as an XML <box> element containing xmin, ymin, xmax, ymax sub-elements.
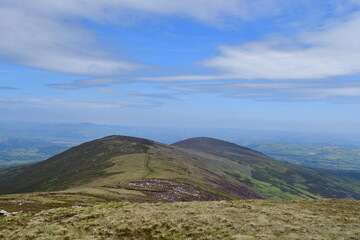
<box><xmin>0</xmin><ymin>138</ymin><xmax>73</xmax><ymax>167</ymax></box>
<box><xmin>247</xmin><ymin>143</ymin><xmax>360</xmax><ymax>171</ymax></box>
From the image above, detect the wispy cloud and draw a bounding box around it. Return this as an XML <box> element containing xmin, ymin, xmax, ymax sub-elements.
<box><xmin>144</xmin><ymin>7</ymin><xmax>360</xmax><ymax>82</ymax></box>
<box><xmin>6</xmin><ymin>0</ymin><xmax>356</xmax><ymax>89</ymax></box>
<box><xmin>127</xmin><ymin>90</ymin><xmax>179</xmax><ymax>100</ymax></box>
<box><xmin>3</xmin><ymin>0</ymin><xmax>360</xmax><ymax>106</ymax></box>
<box><xmin>0</xmin><ymin>1</ymin><xmax>143</xmax><ymax>76</ymax></box>
<box><xmin>0</xmin><ymin>98</ymin><xmax>161</xmax><ymax>108</ymax></box>
<box><xmin>46</xmin><ymin>78</ymin><xmax>127</xmax><ymax>89</ymax></box>
<box><xmin>3</xmin><ymin>0</ymin><xmax>335</xmax><ymax>80</ymax></box>
<box><xmin>47</xmin><ymin>76</ymin><xmax>226</xmax><ymax>90</ymax></box>
<box><xmin>98</xmin><ymin>88</ymin><xmax>118</xmax><ymax>94</ymax></box>
<box><xmin>202</xmin><ymin>13</ymin><xmax>360</xmax><ymax>80</ymax></box>
<box><xmin>0</xmin><ymin>86</ymin><xmax>16</xmax><ymax>90</ymax></box>
<box><xmin>164</xmin><ymin>80</ymin><xmax>360</xmax><ymax>102</ymax></box>
<box><xmin>0</xmin><ymin>0</ymin><xmax>290</xmax><ymax>77</ymax></box>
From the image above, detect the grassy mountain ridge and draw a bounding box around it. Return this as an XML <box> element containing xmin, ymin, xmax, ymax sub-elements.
<box><xmin>0</xmin><ymin>136</ymin><xmax>153</xmax><ymax>194</ymax></box>
<box><xmin>0</xmin><ymin>135</ymin><xmax>262</xmax><ymax>200</ymax></box>
<box><xmin>0</xmin><ymin>135</ymin><xmax>360</xmax><ymax>201</ymax></box>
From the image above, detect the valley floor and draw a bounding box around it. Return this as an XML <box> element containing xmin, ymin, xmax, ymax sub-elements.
<box><xmin>0</xmin><ymin>197</ymin><xmax>359</xmax><ymax>240</ymax></box>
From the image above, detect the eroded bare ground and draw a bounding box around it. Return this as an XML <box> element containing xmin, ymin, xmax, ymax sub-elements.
<box><xmin>112</xmin><ymin>179</ymin><xmax>224</xmax><ymax>202</ymax></box>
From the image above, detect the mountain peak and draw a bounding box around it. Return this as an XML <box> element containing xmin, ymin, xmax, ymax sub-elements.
<box><xmin>97</xmin><ymin>135</ymin><xmax>158</xmax><ymax>146</ymax></box>
<box><xmin>172</xmin><ymin>137</ymin><xmax>240</xmax><ymax>148</ymax></box>
<box><xmin>171</xmin><ymin>137</ymin><xmax>261</xmax><ymax>156</ymax></box>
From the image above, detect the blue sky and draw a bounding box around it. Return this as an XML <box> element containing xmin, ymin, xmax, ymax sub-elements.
<box><xmin>1</xmin><ymin>0</ymin><xmax>360</xmax><ymax>133</ymax></box>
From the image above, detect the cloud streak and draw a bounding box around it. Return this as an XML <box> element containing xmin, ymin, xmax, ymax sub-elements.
<box><xmin>98</xmin><ymin>88</ymin><xmax>118</xmax><ymax>95</ymax></box>
<box><xmin>0</xmin><ymin>98</ymin><xmax>161</xmax><ymax>108</ymax></box>
<box><xmin>164</xmin><ymin>80</ymin><xmax>360</xmax><ymax>102</ymax></box>
<box><xmin>127</xmin><ymin>90</ymin><xmax>180</xmax><ymax>100</ymax></box>
<box><xmin>0</xmin><ymin>86</ymin><xmax>16</xmax><ymax>90</ymax></box>
<box><xmin>46</xmin><ymin>78</ymin><xmax>128</xmax><ymax>89</ymax></box>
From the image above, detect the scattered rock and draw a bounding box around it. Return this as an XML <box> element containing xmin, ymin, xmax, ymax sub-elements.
<box><xmin>0</xmin><ymin>209</ymin><xmax>21</xmax><ymax>216</ymax></box>
<box><xmin>117</xmin><ymin>179</ymin><xmax>224</xmax><ymax>202</ymax></box>
<box><xmin>0</xmin><ymin>209</ymin><xmax>9</xmax><ymax>216</ymax></box>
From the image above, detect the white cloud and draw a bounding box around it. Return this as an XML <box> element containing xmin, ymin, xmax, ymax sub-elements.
<box><xmin>0</xmin><ymin>3</ymin><xmax>142</xmax><ymax>76</ymax></box>
<box><xmin>0</xmin><ymin>0</ymin><xmax>286</xmax><ymax>77</ymax></box>
<box><xmin>129</xmin><ymin>7</ymin><xmax>360</xmax><ymax>82</ymax></box>
<box><xmin>2</xmin><ymin>0</ymin><xmax>360</xmax><ymax>83</ymax></box>
<box><xmin>200</xmin><ymin>13</ymin><xmax>360</xmax><ymax>80</ymax></box>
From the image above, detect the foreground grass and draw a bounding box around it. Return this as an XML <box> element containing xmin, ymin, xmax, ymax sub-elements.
<box><xmin>1</xmin><ymin>199</ymin><xmax>359</xmax><ymax>240</ymax></box>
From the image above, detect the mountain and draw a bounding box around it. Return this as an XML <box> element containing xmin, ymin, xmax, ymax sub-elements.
<box><xmin>0</xmin><ymin>135</ymin><xmax>359</xmax><ymax>201</ymax></box>
<box><xmin>173</xmin><ymin>137</ymin><xmax>360</xmax><ymax>199</ymax></box>
<box><xmin>172</xmin><ymin>137</ymin><xmax>272</xmax><ymax>163</ymax></box>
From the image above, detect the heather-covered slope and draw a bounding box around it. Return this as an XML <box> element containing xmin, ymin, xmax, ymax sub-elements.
<box><xmin>172</xmin><ymin>137</ymin><xmax>360</xmax><ymax>200</ymax></box>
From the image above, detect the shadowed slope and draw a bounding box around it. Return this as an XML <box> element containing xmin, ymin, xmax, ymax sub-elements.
<box><xmin>0</xmin><ymin>136</ymin><xmax>154</xmax><ymax>194</ymax></box>
<box><xmin>172</xmin><ymin>137</ymin><xmax>360</xmax><ymax>200</ymax></box>
<box><xmin>172</xmin><ymin>137</ymin><xmax>273</xmax><ymax>164</ymax></box>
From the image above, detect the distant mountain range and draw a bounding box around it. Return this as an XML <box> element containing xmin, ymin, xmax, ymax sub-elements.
<box><xmin>1</xmin><ymin>135</ymin><xmax>359</xmax><ymax>201</ymax></box>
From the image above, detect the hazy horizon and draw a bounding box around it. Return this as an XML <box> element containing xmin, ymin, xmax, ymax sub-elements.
<box><xmin>2</xmin><ymin>120</ymin><xmax>360</xmax><ymax>136</ymax></box>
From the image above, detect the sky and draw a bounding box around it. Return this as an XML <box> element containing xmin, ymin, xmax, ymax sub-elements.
<box><xmin>1</xmin><ymin>0</ymin><xmax>360</xmax><ymax>133</ymax></box>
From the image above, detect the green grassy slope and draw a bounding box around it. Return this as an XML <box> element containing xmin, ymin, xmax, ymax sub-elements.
<box><xmin>172</xmin><ymin>137</ymin><xmax>360</xmax><ymax>200</ymax></box>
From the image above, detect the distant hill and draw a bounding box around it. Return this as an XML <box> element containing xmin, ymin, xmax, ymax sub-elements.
<box><xmin>172</xmin><ymin>137</ymin><xmax>360</xmax><ymax>199</ymax></box>
<box><xmin>172</xmin><ymin>137</ymin><xmax>271</xmax><ymax>163</ymax></box>
<box><xmin>0</xmin><ymin>135</ymin><xmax>359</xmax><ymax>201</ymax></box>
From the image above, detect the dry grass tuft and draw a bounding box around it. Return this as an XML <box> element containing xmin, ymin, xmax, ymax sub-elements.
<box><xmin>1</xmin><ymin>199</ymin><xmax>359</xmax><ymax>239</ymax></box>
